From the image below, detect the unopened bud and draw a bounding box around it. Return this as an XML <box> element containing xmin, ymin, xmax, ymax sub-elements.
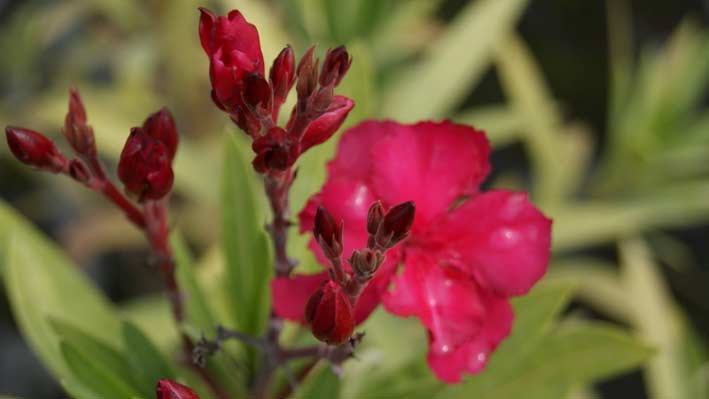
<box><xmin>118</xmin><ymin>127</ymin><xmax>174</xmax><ymax>202</ymax></box>
<box><xmin>349</xmin><ymin>249</ymin><xmax>385</xmax><ymax>280</ymax></box>
<box><xmin>296</xmin><ymin>46</ymin><xmax>318</xmax><ymax>100</ymax></box>
<box><xmin>251</xmin><ymin>127</ymin><xmax>297</xmax><ymax>173</ymax></box>
<box><xmin>375</xmin><ymin>201</ymin><xmax>415</xmax><ymax>249</ymax></box>
<box><xmin>313</xmin><ymin>206</ymin><xmax>343</xmax><ymax>259</ymax></box>
<box><xmin>320</xmin><ymin>46</ymin><xmax>351</xmax><ymax>87</ymax></box>
<box><xmin>270</xmin><ymin>46</ymin><xmax>296</xmax><ymax>103</ymax></box>
<box><xmin>311</xmin><ymin>86</ymin><xmax>334</xmax><ymax>114</ymax></box>
<box><xmin>156</xmin><ymin>379</ymin><xmax>201</xmax><ymax>399</ymax></box>
<box><xmin>305</xmin><ymin>280</ymin><xmax>355</xmax><ymax>345</ymax></box>
<box><xmin>242</xmin><ymin>73</ymin><xmax>272</xmax><ymax>116</ymax></box>
<box><xmin>5</xmin><ymin>126</ymin><xmax>67</xmax><ymax>172</ymax></box>
<box><xmin>63</xmin><ymin>89</ymin><xmax>96</xmax><ymax>156</ymax></box>
<box><xmin>366</xmin><ymin>201</ymin><xmax>385</xmax><ymax>236</ymax></box>
<box><xmin>142</xmin><ymin>107</ymin><xmax>178</xmax><ymax>160</ymax></box>
<box><xmin>68</xmin><ymin>159</ymin><xmax>91</xmax><ymax>184</ymax></box>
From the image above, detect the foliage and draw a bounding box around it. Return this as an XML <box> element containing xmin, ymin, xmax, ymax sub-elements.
<box><xmin>0</xmin><ymin>0</ymin><xmax>707</xmax><ymax>398</ymax></box>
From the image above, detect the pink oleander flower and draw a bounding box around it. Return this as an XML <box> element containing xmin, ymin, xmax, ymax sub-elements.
<box><xmin>273</xmin><ymin>120</ymin><xmax>552</xmax><ymax>383</ymax></box>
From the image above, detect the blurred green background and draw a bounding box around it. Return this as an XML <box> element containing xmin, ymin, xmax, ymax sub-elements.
<box><xmin>1</xmin><ymin>0</ymin><xmax>709</xmax><ymax>398</ymax></box>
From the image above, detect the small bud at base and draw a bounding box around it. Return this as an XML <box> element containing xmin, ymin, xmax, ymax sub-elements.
<box><xmin>349</xmin><ymin>248</ymin><xmax>386</xmax><ymax>280</ymax></box>
<box><xmin>305</xmin><ymin>280</ymin><xmax>355</xmax><ymax>345</ymax></box>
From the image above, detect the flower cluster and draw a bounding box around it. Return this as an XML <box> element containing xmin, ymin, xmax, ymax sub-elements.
<box><xmin>6</xmin><ymin>90</ymin><xmax>178</xmax><ymax>206</ymax></box>
<box><xmin>273</xmin><ymin>120</ymin><xmax>552</xmax><ymax>383</ymax></box>
<box><xmin>300</xmin><ymin>202</ymin><xmax>415</xmax><ymax>345</ymax></box>
<box><xmin>198</xmin><ymin>8</ymin><xmax>354</xmax><ymax>174</ymax></box>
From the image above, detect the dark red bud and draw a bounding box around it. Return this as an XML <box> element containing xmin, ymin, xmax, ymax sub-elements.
<box><xmin>68</xmin><ymin>159</ymin><xmax>91</xmax><ymax>184</ymax></box>
<box><xmin>63</xmin><ymin>89</ymin><xmax>96</xmax><ymax>156</ymax></box>
<box><xmin>305</xmin><ymin>280</ymin><xmax>355</xmax><ymax>345</ymax></box>
<box><xmin>242</xmin><ymin>74</ymin><xmax>272</xmax><ymax>116</ymax></box>
<box><xmin>366</xmin><ymin>201</ymin><xmax>385</xmax><ymax>236</ymax></box>
<box><xmin>270</xmin><ymin>46</ymin><xmax>296</xmax><ymax>103</ymax></box>
<box><xmin>142</xmin><ymin>107</ymin><xmax>178</xmax><ymax>160</ymax></box>
<box><xmin>320</xmin><ymin>46</ymin><xmax>351</xmax><ymax>87</ymax></box>
<box><xmin>67</xmin><ymin>89</ymin><xmax>86</xmax><ymax>125</ymax></box>
<box><xmin>5</xmin><ymin>126</ymin><xmax>67</xmax><ymax>172</ymax></box>
<box><xmin>299</xmin><ymin>96</ymin><xmax>354</xmax><ymax>153</ymax></box>
<box><xmin>296</xmin><ymin>46</ymin><xmax>319</xmax><ymax>100</ymax></box>
<box><xmin>118</xmin><ymin>128</ymin><xmax>174</xmax><ymax>202</ymax></box>
<box><xmin>376</xmin><ymin>201</ymin><xmax>415</xmax><ymax>249</ymax></box>
<box><xmin>349</xmin><ymin>248</ymin><xmax>385</xmax><ymax>280</ymax></box>
<box><xmin>310</xmin><ymin>86</ymin><xmax>334</xmax><ymax>114</ymax></box>
<box><xmin>156</xmin><ymin>379</ymin><xmax>201</xmax><ymax>399</ymax></box>
<box><xmin>314</xmin><ymin>206</ymin><xmax>343</xmax><ymax>259</ymax></box>
<box><xmin>251</xmin><ymin>127</ymin><xmax>296</xmax><ymax>173</ymax></box>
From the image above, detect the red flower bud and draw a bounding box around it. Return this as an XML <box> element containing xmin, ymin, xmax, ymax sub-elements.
<box><xmin>366</xmin><ymin>200</ymin><xmax>385</xmax><ymax>236</ymax></box>
<box><xmin>270</xmin><ymin>46</ymin><xmax>296</xmax><ymax>104</ymax></box>
<box><xmin>63</xmin><ymin>89</ymin><xmax>96</xmax><ymax>156</ymax></box>
<box><xmin>118</xmin><ymin>127</ymin><xmax>174</xmax><ymax>202</ymax></box>
<box><xmin>242</xmin><ymin>73</ymin><xmax>272</xmax><ymax>117</ymax></box>
<box><xmin>156</xmin><ymin>379</ymin><xmax>201</xmax><ymax>399</ymax></box>
<box><xmin>142</xmin><ymin>107</ymin><xmax>178</xmax><ymax>160</ymax></box>
<box><xmin>251</xmin><ymin>127</ymin><xmax>297</xmax><ymax>173</ymax></box>
<box><xmin>320</xmin><ymin>46</ymin><xmax>351</xmax><ymax>87</ymax></box>
<box><xmin>376</xmin><ymin>201</ymin><xmax>415</xmax><ymax>249</ymax></box>
<box><xmin>296</xmin><ymin>46</ymin><xmax>318</xmax><ymax>100</ymax></box>
<box><xmin>313</xmin><ymin>206</ymin><xmax>343</xmax><ymax>259</ymax></box>
<box><xmin>5</xmin><ymin>126</ymin><xmax>67</xmax><ymax>172</ymax></box>
<box><xmin>349</xmin><ymin>248</ymin><xmax>385</xmax><ymax>280</ymax></box>
<box><xmin>299</xmin><ymin>96</ymin><xmax>354</xmax><ymax>153</ymax></box>
<box><xmin>305</xmin><ymin>280</ymin><xmax>355</xmax><ymax>345</ymax></box>
<box><xmin>200</xmin><ymin>8</ymin><xmax>264</xmax><ymax>117</ymax></box>
<box><xmin>68</xmin><ymin>159</ymin><xmax>91</xmax><ymax>184</ymax></box>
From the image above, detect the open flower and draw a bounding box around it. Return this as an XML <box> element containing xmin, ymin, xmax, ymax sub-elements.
<box><xmin>272</xmin><ymin>120</ymin><xmax>552</xmax><ymax>383</ymax></box>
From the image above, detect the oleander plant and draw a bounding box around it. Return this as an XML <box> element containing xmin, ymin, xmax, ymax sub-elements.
<box><xmin>1</xmin><ymin>1</ymin><xmax>708</xmax><ymax>399</ymax></box>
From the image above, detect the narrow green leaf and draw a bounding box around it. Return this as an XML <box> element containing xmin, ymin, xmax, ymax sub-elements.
<box><xmin>382</xmin><ymin>0</ymin><xmax>529</xmax><ymax>121</ymax></box>
<box><xmin>293</xmin><ymin>362</ymin><xmax>341</xmax><ymax>399</ymax></box>
<box><xmin>171</xmin><ymin>232</ymin><xmax>217</xmax><ymax>336</ymax></box>
<box><xmin>453</xmin><ymin>105</ymin><xmax>524</xmax><ymax>147</ymax></box>
<box><xmin>122</xmin><ymin>321</ymin><xmax>175</xmax><ymax>395</ymax></box>
<box><xmin>1</xmin><ymin>201</ymin><xmax>123</xmax><ymax>388</ymax></box>
<box><xmin>621</xmin><ymin>238</ymin><xmax>706</xmax><ymax>399</ymax></box>
<box><xmin>221</xmin><ymin>133</ymin><xmax>271</xmax><ymax>335</ymax></box>
<box><xmin>50</xmin><ymin>318</ymin><xmax>139</xmax><ymax>395</ymax></box>
<box><xmin>60</xmin><ymin>342</ymin><xmax>141</xmax><ymax>399</ymax></box>
<box><xmin>438</xmin><ymin>323</ymin><xmax>652</xmax><ymax>399</ymax></box>
<box><xmin>551</xmin><ymin>180</ymin><xmax>709</xmax><ymax>252</ymax></box>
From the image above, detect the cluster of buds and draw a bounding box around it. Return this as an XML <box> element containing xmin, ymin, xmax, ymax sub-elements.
<box><xmin>199</xmin><ymin>8</ymin><xmax>354</xmax><ymax>174</ymax></box>
<box><xmin>5</xmin><ymin>89</ymin><xmax>178</xmax><ymax>223</ymax></box>
<box><xmin>305</xmin><ymin>201</ymin><xmax>415</xmax><ymax>345</ymax></box>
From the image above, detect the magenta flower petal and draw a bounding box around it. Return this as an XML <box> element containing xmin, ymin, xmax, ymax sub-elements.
<box><xmin>272</xmin><ymin>272</ymin><xmax>329</xmax><ymax>324</ymax></box>
<box><xmin>327</xmin><ymin>120</ymin><xmax>400</xmax><ymax>181</ymax></box>
<box><xmin>369</xmin><ymin>121</ymin><xmax>491</xmax><ymax>229</ymax></box>
<box><xmin>383</xmin><ymin>252</ymin><xmax>513</xmax><ymax>383</ymax></box>
<box><xmin>430</xmin><ymin>190</ymin><xmax>552</xmax><ymax>296</ymax></box>
<box><xmin>426</xmin><ymin>294</ymin><xmax>513</xmax><ymax>383</ymax></box>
